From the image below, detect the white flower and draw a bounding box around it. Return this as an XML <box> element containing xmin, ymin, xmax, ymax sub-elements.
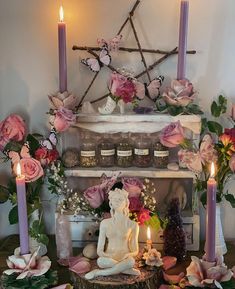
<box><xmin>143</xmin><ymin>248</ymin><xmax>163</xmax><ymax>267</ymax></box>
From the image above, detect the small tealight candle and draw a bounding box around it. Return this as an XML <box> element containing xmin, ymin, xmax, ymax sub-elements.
<box><xmin>146</xmin><ymin>226</ymin><xmax>152</xmax><ymax>251</ymax></box>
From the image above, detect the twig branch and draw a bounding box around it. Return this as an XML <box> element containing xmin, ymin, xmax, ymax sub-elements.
<box><xmin>129</xmin><ymin>16</ymin><xmax>151</xmax><ymax>82</ymax></box>
<box><xmin>72</xmin><ymin>45</ymin><xmax>196</xmax><ymax>55</ymax></box>
<box><xmin>76</xmin><ymin>72</ymin><xmax>99</xmax><ymax>108</ymax></box>
<box><xmin>117</xmin><ymin>0</ymin><xmax>141</xmax><ymax>35</ymax></box>
<box><xmin>135</xmin><ymin>47</ymin><xmax>178</xmax><ymax>78</ymax></box>
<box><xmin>89</xmin><ymin>92</ymin><xmax>110</xmax><ymax>106</ymax></box>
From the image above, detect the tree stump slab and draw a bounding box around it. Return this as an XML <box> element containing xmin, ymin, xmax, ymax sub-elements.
<box><xmin>70</xmin><ymin>260</ymin><xmax>161</xmax><ymax>289</ymax></box>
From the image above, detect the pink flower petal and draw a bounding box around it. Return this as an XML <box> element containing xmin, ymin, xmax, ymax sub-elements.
<box><xmin>3</xmin><ymin>269</ymin><xmax>23</xmax><ymax>275</ymax></box>
<box><xmin>163</xmin><ymin>271</ymin><xmax>185</xmax><ymax>284</ymax></box>
<box><xmin>8</xmin><ymin>255</ymin><xmax>27</xmax><ymax>270</ymax></box>
<box><xmin>162</xmin><ymin>256</ymin><xmax>177</xmax><ymax>270</ymax></box>
<box><xmin>69</xmin><ymin>260</ymin><xmax>91</xmax><ymax>275</ymax></box>
<box><xmin>49</xmin><ymin>95</ymin><xmax>64</xmax><ymax>109</ymax></box>
<box><xmin>30</xmin><ymin>256</ymin><xmax>51</xmax><ymax>277</ymax></box>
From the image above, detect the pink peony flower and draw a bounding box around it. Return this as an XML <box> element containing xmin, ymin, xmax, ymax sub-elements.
<box><xmin>160</xmin><ymin>121</ymin><xmax>185</xmax><ymax>148</ymax></box>
<box><xmin>83</xmin><ymin>186</ymin><xmax>105</xmax><ymax>209</ymax></box>
<box><xmin>129</xmin><ymin>197</ymin><xmax>143</xmax><ymax>212</ymax></box>
<box><xmin>54</xmin><ymin>107</ymin><xmax>76</xmax><ymax>132</ymax></box>
<box><xmin>13</xmin><ymin>157</ymin><xmax>44</xmax><ymax>183</ymax></box>
<box><xmin>137</xmin><ymin>208</ymin><xmax>151</xmax><ymax>225</ymax></box>
<box><xmin>186</xmin><ymin>255</ymin><xmax>233</xmax><ymax>288</ymax></box>
<box><xmin>0</xmin><ymin>114</ymin><xmax>26</xmax><ymax>150</ymax></box>
<box><xmin>49</xmin><ymin>91</ymin><xmax>79</xmax><ymax>110</ymax></box>
<box><xmin>4</xmin><ymin>249</ymin><xmax>51</xmax><ymax>279</ymax></box>
<box><xmin>122</xmin><ymin>177</ymin><xmax>143</xmax><ymax>198</ymax></box>
<box><xmin>109</xmin><ymin>72</ymin><xmax>136</xmax><ymax>104</ymax></box>
<box><xmin>162</xmin><ymin>79</ymin><xmax>196</xmax><ymax>107</ymax></box>
<box><xmin>143</xmin><ymin>248</ymin><xmax>163</xmax><ymax>267</ymax></box>
<box><xmin>229</xmin><ymin>155</ymin><xmax>235</xmax><ymax>172</ymax></box>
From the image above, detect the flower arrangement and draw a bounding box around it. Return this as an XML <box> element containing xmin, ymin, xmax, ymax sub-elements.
<box><xmin>57</xmin><ymin>175</ymin><xmax>161</xmax><ymax>231</ymax></box>
<box><xmin>0</xmin><ymin>114</ymin><xmax>60</xmax><ymax>246</ymax></box>
<box><xmin>156</xmin><ymin>79</ymin><xmax>203</xmax><ymax>116</ymax></box>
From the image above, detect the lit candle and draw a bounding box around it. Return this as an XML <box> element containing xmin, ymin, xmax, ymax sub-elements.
<box><xmin>205</xmin><ymin>162</ymin><xmax>216</xmax><ymax>262</ymax></box>
<box><xmin>58</xmin><ymin>6</ymin><xmax>67</xmax><ymax>93</ymax></box>
<box><xmin>16</xmin><ymin>163</ymin><xmax>29</xmax><ymax>255</ymax></box>
<box><xmin>146</xmin><ymin>226</ymin><xmax>152</xmax><ymax>251</ymax></box>
<box><xmin>177</xmin><ymin>0</ymin><xmax>189</xmax><ymax>80</ymax></box>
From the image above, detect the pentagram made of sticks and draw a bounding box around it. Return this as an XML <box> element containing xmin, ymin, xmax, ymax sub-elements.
<box><xmin>72</xmin><ymin>0</ymin><xmax>196</xmax><ymax>109</ymax></box>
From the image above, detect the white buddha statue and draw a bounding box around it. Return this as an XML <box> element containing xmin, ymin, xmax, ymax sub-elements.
<box><xmin>85</xmin><ymin>186</ymin><xmax>140</xmax><ymax>280</ymax></box>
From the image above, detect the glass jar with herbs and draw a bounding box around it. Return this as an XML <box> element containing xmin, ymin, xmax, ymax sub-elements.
<box><xmin>116</xmin><ymin>134</ymin><xmax>133</xmax><ymax>167</ymax></box>
<box><xmin>153</xmin><ymin>141</ymin><xmax>169</xmax><ymax>168</ymax></box>
<box><xmin>98</xmin><ymin>134</ymin><xmax>115</xmax><ymax>167</ymax></box>
<box><xmin>133</xmin><ymin>135</ymin><xmax>152</xmax><ymax>167</ymax></box>
<box><xmin>80</xmin><ymin>134</ymin><xmax>97</xmax><ymax>167</ymax></box>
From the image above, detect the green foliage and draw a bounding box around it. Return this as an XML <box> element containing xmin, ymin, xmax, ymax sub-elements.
<box><xmin>9</xmin><ymin>205</ymin><xmax>18</xmax><ymax>224</ymax></box>
<box><xmin>145</xmin><ymin>215</ymin><xmax>161</xmax><ymax>232</ymax></box>
<box><xmin>0</xmin><ymin>185</ymin><xmax>9</xmax><ymax>203</ymax></box>
<box><xmin>4</xmin><ymin>141</ymin><xmax>22</xmax><ymax>153</ymax></box>
<box><xmin>167</xmin><ymin>105</ymin><xmax>183</xmax><ymax>116</ymax></box>
<box><xmin>26</xmin><ymin>134</ymin><xmax>40</xmax><ymax>155</ymax></box>
<box><xmin>0</xmin><ymin>270</ymin><xmax>58</xmax><ymax>289</ymax></box>
<box><xmin>207</xmin><ymin>121</ymin><xmax>223</xmax><ymax>136</ymax></box>
<box><xmin>29</xmin><ymin>220</ymin><xmax>49</xmax><ymax>246</ymax></box>
<box><xmin>211</xmin><ymin>95</ymin><xmax>227</xmax><ymax>117</ymax></box>
<box><xmin>224</xmin><ymin>193</ymin><xmax>235</xmax><ymax>208</ymax></box>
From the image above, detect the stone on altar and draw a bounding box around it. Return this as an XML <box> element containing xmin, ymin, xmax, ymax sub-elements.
<box><xmin>83</xmin><ymin>243</ymin><xmax>98</xmax><ymax>260</ymax></box>
<box><xmin>167</xmin><ymin>163</ymin><xmax>179</xmax><ymax>171</ymax></box>
<box><xmin>62</xmin><ymin>148</ymin><xmax>79</xmax><ymax>168</ymax></box>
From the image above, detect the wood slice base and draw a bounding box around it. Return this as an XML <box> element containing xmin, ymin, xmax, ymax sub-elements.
<box><xmin>70</xmin><ymin>260</ymin><xmax>161</xmax><ymax>289</ymax></box>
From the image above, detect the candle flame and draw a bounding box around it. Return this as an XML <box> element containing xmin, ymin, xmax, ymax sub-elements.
<box><xmin>16</xmin><ymin>162</ymin><xmax>21</xmax><ymax>177</ymax></box>
<box><xmin>210</xmin><ymin>162</ymin><xmax>215</xmax><ymax>178</ymax></box>
<box><xmin>59</xmin><ymin>6</ymin><xmax>64</xmax><ymax>22</ymax></box>
<box><xmin>147</xmin><ymin>226</ymin><xmax>151</xmax><ymax>240</ymax></box>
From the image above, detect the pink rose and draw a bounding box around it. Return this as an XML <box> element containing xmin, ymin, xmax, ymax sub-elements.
<box><xmin>54</xmin><ymin>107</ymin><xmax>76</xmax><ymax>132</ymax></box>
<box><xmin>160</xmin><ymin>121</ymin><xmax>185</xmax><ymax>148</ymax></box>
<box><xmin>229</xmin><ymin>155</ymin><xmax>235</xmax><ymax>172</ymax></box>
<box><xmin>122</xmin><ymin>177</ymin><xmax>143</xmax><ymax>198</ymax></box>
<box><xmin>83</xmin><ymin>186</ymin><xmax>105</xmax><ymax>209</ymax></box>
<box><xmin>13</xmin><ymin>158</ymin><xmax>44</xmax><ymax>182</ymax></box>
<box><xmin>129</xmin><ymin>197</ymin><xmax>143</xmax><ymax>212</ymax></box>
<box><xmin>0</xmin><ymin>114</ymin><xmax>26</xmax><ymax>150</ymax></box>
<box><xmin>35</xmin><ymin>147</ymin><xmax>48</xmax><ymax>166</ymax></box>
<box><xmin>137</xmin><ymin>208</ymin><xmax>151</xmax><ymax>225</ymax></box>
<box><xmin>109</xmin><ymin>72</ymin><xmax>136</xmax><ymax>104</ymax></box>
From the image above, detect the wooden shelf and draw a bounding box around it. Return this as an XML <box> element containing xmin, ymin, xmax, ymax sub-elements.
<box><xmin>65</xmin><ymin>166</ymin><xmax>195</xmax><ymax>179</ymax></box>
<box><xmin>72</xmin><ymin>113</ymin><xmax>201</xmax><ymax>134</ymax></box>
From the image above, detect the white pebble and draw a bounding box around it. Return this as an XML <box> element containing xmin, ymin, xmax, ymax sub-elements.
<box><xmin>167</xmin><ymin>162</ymin><xmax>179</xmax><ymax>171</ymax></box>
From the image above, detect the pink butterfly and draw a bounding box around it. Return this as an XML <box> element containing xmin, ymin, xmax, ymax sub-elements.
<box><xmin>81</xmin><ymin>44</ymin><xmax>111</xmax><ymax>72</ymax></box>
<box><xmin>8</xmin><ymin>144</ymin><xmax>31</xmax><ymax>165</ymax></box>
<box><xmin>135</xmin><ymin>76</ymin><xmax>164</xmax><ymax>101</ymax></box>
<box><xmin>97</xmin><ymin>35</ymin><xmax>122</xmax><ymax>52</ymax></box>
<box><xmin>178</xmin><ymin>134</ymin><xmax>218</xmax><ymax>173</ymax></box>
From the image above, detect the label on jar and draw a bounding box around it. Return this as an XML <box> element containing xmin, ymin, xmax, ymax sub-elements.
<box><xmin>101</xmin><ymin>149</ymin><xmax>115</xmax><ymax>156</ymax></box>
<box><xmin>117</xmin><ymin>150</ymin><xmax>132</xmax><ymax>157</ymax></box>
<box><xmin>81</xmin><ymin>150</ymin><xmax>96</xmax><ymax>157</ymax></box>
<box><xmin>134</xmin><ymin>148</ymin><xmax>149</xmax><ymax>156</ymax></box>
<box><xmin>154</xmin><ymin>150</ymin><xmax>169</xmax><ymax>157</ymax></box>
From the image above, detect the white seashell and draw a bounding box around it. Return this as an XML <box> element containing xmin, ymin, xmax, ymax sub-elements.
<box><xmin>83</xmin><ymin>243</ymin><xmax>98</xmax><ymax>260</ymax></box>
<box><xmin>167</xmin><ymin>162</ymin><xmax>179</xmax><ymax>171</ymax></box>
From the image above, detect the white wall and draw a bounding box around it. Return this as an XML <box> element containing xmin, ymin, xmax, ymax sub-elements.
<box><xmin>0</xmin><ymin>0</ymin><xmax>235</xmax><ymax>240</ymax></box>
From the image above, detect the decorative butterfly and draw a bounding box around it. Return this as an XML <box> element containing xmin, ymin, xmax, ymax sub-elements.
<box><xmin>40</xmin><ymin>130</ymin><xmax>57</xmax><ymax>150</ymax></box>
<box><xmin>97</xmin><ymin>35</ymin><xmax>122</xmax><ymax>52</ymax></box>
<box><xmin>135</xmin><ymin>76</ymin><xmax>164</xmax><ymax>101</ymax></box>
<box><xmin>8</xmin><ymin>143</ymin><xmax>31</xmax><ymax>165</ymax></box>
<box><xmin>81</xmin><ymin>44</ymin><xmax>111</xmax><ymax>72</ymax></box>
<box><xmin>178</xmin><ymin>134</ymin><xmax>217</xmax><ymax>173</ymax></box>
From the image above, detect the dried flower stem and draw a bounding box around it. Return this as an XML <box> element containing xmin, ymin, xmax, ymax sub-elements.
<box><xmin>129</xmin><ymin>16</ymin><xmax>151</xmax><ymax>82</ymax></box>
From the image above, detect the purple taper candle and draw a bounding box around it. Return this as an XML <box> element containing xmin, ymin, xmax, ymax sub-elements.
<box><xmin>16</xmin><ymin>163</ymin><xmax>29</xmax><ymax>255</ymax></box>
<box><xmin>205</xmin><ymin>162</ymin><xmax>216</xmax><ymax>262</ymax></box>
<box><xmin>177</xmin><ymin>0</ymin><xmax>189</xmax><ymax>80</ymax></box>
<box><xmin>58</xmin><ymin>6</ymin><xmax>67</xmax><ymax>93</ymax></box>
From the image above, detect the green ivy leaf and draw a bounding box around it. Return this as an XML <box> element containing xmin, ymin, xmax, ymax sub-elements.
<box><xmin>145</xmin><ymin>215</ymin><xmax>161</xmax><ymax>232</ymax></box>
<box><xmin>26</xmin><ymin>134</ymin><xmax>40</xmax><ymax>155</ymax></box>
<box><xmin>207</xmin><ymin>121</ymin><xmax>223</xmax><ymax>136</ymax></box>
<box><xmin>4</xmin><ymin>141</ymin><xmax>22</xmax><ymax>153</ymax></box>
<box><xmin>38</xmin><ymin>234</ymin><xmax>49</xmax><ymax>246</ymax></box>
<box><xmin>186</xmin><ymin>103</ymin><xmax>203</xmax><ymax>115</ymax></box>
<box><xmin>224</xmin><ymin>194</ymin><xmax>235</xmax><ymax>208</ymax></box>
<box><xmin>0</xmin><ymin>185</ymin><xmax>9</xmax><ymax>203</ymax></box>
<box><xmin>211</xmin><ymin>101</ymin><xmax>221</xmax><ymax>117</ymax></box>
<box><xmin>218</xmin><ymin>95</ymin><xmax>227</xmax><ymax>114</ymax></box>
<box><xmin>167</xmin><ymin>106</ymin><xmax>183</xmax><ymax>116</ymax></box>
<box><xmin>9</xmin><ymin>205</ymin><xmax>18</xmax><ymax>224</ymax></box>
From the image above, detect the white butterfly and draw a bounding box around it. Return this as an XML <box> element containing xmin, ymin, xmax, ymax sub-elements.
<box><xmin>40</xmin><ymin>130</ymin><xmax>57</xmax><ymax>150</ymax></box>
<box><xmin>135</xmin><ymin>76</ymin><xmax>164</xmax><ymax>101</ymax></box>
<box><xmin>81</xmin><ymin>44</ymin><xmax>111</xmax><ymax>72</ymax></box>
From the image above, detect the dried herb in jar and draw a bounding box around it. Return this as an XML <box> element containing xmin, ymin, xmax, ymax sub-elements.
<box><xmin>133</xmin><ymin>136</ymin><xmax>151</xmax><ymax>167</ymax></box>
<box><xmin>153</xmin><ymin>141</ymin><xmax>169</xmax><ymax>168</ymax></box>
<box><xmin>80</xmin><ymin>135</ymin><xmax>97</xmax><ymax>167</ymax></box>
<box><xmin>98</xmin><ymin>136</ymin><xmax>115</xmax><ymax>167</ymax></box>
<box><xmin>116</xmin><ymin>139</ymin><xmax>133</xmax><ymax>167</ymax></box>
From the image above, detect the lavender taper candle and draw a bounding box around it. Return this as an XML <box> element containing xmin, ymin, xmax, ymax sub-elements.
<box><xmin>205</xmin><ymin>162</ymin><xmax>216</xmax><ymax>262</ymax></box>
<box><xmin>16</xmin><ymin>163</ymin><xmax>29</xmax><ymax>255</ymax></box>
<box><xmin>177</xmin><ymin>0</ymin><xmax>189</xmax><ymax>80</ymax></box>
<box><xmin>58</xmin><ymin>6</ymin><xmax>67</xmax><ymax>93</ymax></box>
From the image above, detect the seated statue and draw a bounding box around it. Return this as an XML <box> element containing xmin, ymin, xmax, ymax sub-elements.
<box><xmin>85</xmin><ymin>185</ymin><xmax>140</xmax><ymax>280</ymax></box>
